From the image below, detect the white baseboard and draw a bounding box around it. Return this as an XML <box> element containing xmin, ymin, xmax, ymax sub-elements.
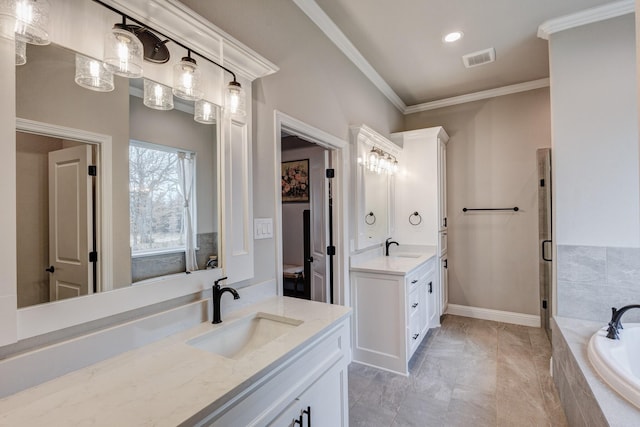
<box><xmin>446</xmin><ymin>304</ymin><xmax>541</xmax><ymax>327</ymax></box>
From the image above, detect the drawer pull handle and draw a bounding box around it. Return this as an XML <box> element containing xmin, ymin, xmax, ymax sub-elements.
<box><xmin>412</xmin><ymin>333</ymin><xmax>419</xmax><ymax>340</ymax></box>
<box><xmin>412</xmin><ymin>303</ymin><xmax>418</xmax><ymax>308</ymax></box>
<box><xmin>428</xmin><ymin>282</ymin><xmax>433</xmax><ymax>294</ymax></box>
<box><xmin>411</xmin><ymin>279</ymin><xmax>418</xmax><ymax>284</ymax></box>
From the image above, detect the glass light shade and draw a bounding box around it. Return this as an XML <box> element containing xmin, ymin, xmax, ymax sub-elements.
<box><xmin>225</xmin><ymin>80</ymin><xmax>246</xmax><ymax>116</ymax></box>
<box><xmin>14</xmin><ymin>0</ymin><xmax>50</xmax><ymax>45</ymax></box>
<box><xmin>143</xmin><ymin>79</ymin><xmax>173</xmax><ymax>110</ymax></box>
<box><xmin>0</xmin><ymin>0</ymin><xmax>16</xmax><ymax>40</ymax></box>
<box><xmin>173</xmin><ymin>56</ymin><xmax>203</xmax><ymax>101</ymax></box>
<box><xmin>75</xmin><ymin>54</ymin><xmax>114</xmax><ymax>92</ymax></box>
<box><xmin>194</xmin><ymin>99</ymin><xmax>216</xmax><ymax>124</ymax></box>
<box><xmin>15</xmin><ymin>38</ymin><xmax>26</xmax><ymax>65</ymax></box>
<box><xmin>103</xmin><ymin>25</ymin><xmax>143</xmax><ymax>78</ymax></box>
<box><xmin>367</xmin><ymin>148</ymin><xmax>379</xmax><ymax>172</ymax></box>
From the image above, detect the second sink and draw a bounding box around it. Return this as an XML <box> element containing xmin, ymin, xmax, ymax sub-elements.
<box><xmin>187</xmin><ymin>312</ymin><xmax>303</xmax><ymax>359</ymax></box>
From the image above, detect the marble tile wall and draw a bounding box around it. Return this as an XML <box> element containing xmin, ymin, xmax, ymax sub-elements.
<box><xmin>551</xmin><ymin>319</ymin><xmax>607</xmax><ymax>426</ymax></box>
<box><xmin>557</xmin><ymin>245</ymin><xmax>640</xmax><ymax>323</ymax></box>
<box><xmin>131</xmin><ymin>232</ymin><xmax>217</xmax><ymax>283</ymax></box>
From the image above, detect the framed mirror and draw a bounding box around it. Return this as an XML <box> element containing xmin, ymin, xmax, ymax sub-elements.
<box><xmin>352</xmin><ymin>125</ymin><xmax>400</xmax><ymax>251</ymax></box>
<box><xmin>15</xmin><ymin>43</ymin><xmax>220</xmax><ymax>309</ymax></box>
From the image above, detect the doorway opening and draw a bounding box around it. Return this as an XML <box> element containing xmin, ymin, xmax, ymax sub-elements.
<box><xmin>280</xmin><ymin>135</ymin><xmax>332</xmax><ymax>302</ymax></box>
<box><xmin>16</xmin><ymin>118</ymin><xmax>113</xmax><ymax>308</ymax></box>
<box><xmin>274</xmin><ymin>111</ymin><xmax>348</xmax><ymax>306</ymax></box>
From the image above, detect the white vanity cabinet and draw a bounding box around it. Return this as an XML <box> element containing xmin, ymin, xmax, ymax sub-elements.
<box><xmin>391</xmin><ymin>127</ymin><xmax>449</xmax><ymax>318</ymax></box>
<box><xmin>350</xmin><ymin>256</ymin><xmax>436</xmax><ymax>376</ymax></box>
<box><xmin>202</xmin><ymin>316</ymin><xmax>350</xmax><ymax>427</ymax></box>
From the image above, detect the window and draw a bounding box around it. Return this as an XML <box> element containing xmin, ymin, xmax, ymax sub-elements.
<box><xmin>129</xmin><ymin>141</ymin><xmax>196</xmax><ymax>255</ymax></box>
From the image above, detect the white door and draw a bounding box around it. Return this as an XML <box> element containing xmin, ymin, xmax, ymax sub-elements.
<box><xmin>440</xmin><ymin>256</ymin><xmax>449</xmax><ymax>315</ymax></box>
<box><xmin>438</xmin><ymin>138</ymin><xmax>447</xmax><ymax>231</ymax></box>
<box><xmin>310</xmin><ymin>150</ymin><xmax>329</xmax><ymax>302</ymax></box>
<box><xmin>48</xmin><ymin>145</ymin><xmax>93</xmax><ymax>301</ymax></box>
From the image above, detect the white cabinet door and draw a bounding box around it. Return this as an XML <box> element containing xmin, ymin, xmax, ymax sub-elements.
<box><xmin>440</xmin><ymin>257</ymin><xmax>449</xmax><ymax>315</ymax></box>
<box><xmin>269</xmin><ymin>362</ymin><xmax>347</xmax><ymax>427</ymax></box>
<box><xmin>438</xmin><ymin>138</ymin><xmax>447</xmax><ymax>231</ymax></box>
<box><xmin>425</xmin><ymin>271</ymin><xmax>438</xmax><ymax>327</ymax></box>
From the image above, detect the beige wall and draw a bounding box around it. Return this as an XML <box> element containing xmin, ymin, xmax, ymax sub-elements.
<box><xmin>405</xmin><ymin>88</ymin><xmax>552</xmax><ymax>316</ymax></box>
<box><xmin>180</xmin><ymin>0</ymin><xmax>404</xmax><ymax>287</ymax></box>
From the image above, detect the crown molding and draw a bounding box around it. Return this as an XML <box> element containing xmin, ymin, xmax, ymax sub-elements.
<box><xmin>404</xmin><ymin>78</ymin><xmax>550</xmax><ymax>114</ymax></box>
<box><xmin>537</xmin><ymin>0</ymin><xmax>634</xmax><ymax>40</ymax></box>
<box><xmin>293</xmin><ymin>0</ymin><xmax>407</xmax><ymax>113</ymax></box>
<box><xmin>351</xmin><ymin>124</ymin><xmax>401</xmax><ymax>155</ymax></box>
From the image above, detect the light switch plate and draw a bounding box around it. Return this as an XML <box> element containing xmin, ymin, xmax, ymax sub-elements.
<box><xmin>254</xmin><ymin>218</ymin><xmax>273</xmax><ymax>239</ymax></box>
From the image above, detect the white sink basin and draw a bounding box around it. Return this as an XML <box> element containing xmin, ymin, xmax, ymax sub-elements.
<box><xmin>187</xmin><ymin>312</ymin><xmax>303</xmax><ymax>360</ymax></box>
<box><xmin>392</xmin><ymin>253</ymin><xmax>422</xmax><ymax>258</ymax></box>
<box><xmin>588</xmin><ymin>323</ymin><xmax>640</xmax><ymax>408</ymax></box>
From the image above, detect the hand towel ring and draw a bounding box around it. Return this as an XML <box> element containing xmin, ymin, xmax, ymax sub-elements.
<box><xmin>365</xmin><ymin>212</ymin><xmax>376</xmax><ymax>225</ymax></box>
<box><xmin>409</xmin><ymin>211</ymin><xmax>422</xmax><ymax>225</ymax></box>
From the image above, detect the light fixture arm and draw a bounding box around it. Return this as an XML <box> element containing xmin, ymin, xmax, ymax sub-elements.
<box><xmin>92</xmin><ymin>0</ymin><xmax>238</xmax><ymax>82</ymax></box>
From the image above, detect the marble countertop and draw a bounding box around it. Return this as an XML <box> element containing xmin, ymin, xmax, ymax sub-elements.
<box><xmin>350</xmin><ymin>249</ymin><xmax>437</xmax><ymax>275</ymax></box>
<box><xmin>0</xmin><ymin>297</ymin><xmax>351</xmax><ymax>426</ymax></box>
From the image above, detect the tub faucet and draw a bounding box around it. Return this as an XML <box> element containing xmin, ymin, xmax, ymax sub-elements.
<box><xmin>606</xmin><ymin>304</ymin><xmax>640</xmax><ymax>339</ymax></box>
<box><xmin>212</xmin><ymin>276</ymin><xmax>240</xmax><ymax>324</ymax></box>
<box><xmin>385</xmin><ymin>238</ymin><xmax>399</xmax><ymax>256</ymax></box>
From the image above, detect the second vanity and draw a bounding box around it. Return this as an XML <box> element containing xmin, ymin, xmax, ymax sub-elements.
<box><xmin>350</xmin><ymin>249</ymin><xmax>437</xmax><ymax>376</ymax></box>
<box><xmin>0</xmin><ymin>296</ymin><xmax>351</xmax><ymax>426</ymax></box>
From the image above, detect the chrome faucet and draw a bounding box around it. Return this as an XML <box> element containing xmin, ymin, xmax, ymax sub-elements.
<box><xmin>385</xmin><ymin>237</ymin><xmax>399</xmax><ymax>256</ymax></box>
<box><xmin>212</xmin><ymin>276</ymin><xmax>240</xmax><ymax>324</ymax></box>
<box><xmin>606</xmin><ymin>304</ymin><xmax>640</xmax><ymax>339</ymax></box>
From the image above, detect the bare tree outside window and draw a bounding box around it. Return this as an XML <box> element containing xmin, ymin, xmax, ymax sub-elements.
<box><xmin>130</xmin><ymin>142</ymin><xmax>191</xmax><ymax>253</ymax></box>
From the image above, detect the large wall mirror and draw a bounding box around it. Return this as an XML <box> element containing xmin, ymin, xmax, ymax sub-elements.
<box><xmin>353</xmin><ymin>125</ymin><xmax>399</xmax><ymax>251</ymax></box>
<box><xmin>15</xmin><ymin>43</ymin><xmax>219</xmax><ymax>309</ymax></box>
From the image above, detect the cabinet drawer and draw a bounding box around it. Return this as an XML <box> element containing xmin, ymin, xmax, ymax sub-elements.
<box><xmin>408</xmin><ymin>288</ymin><xmax>420</xmax><ymax>317</ymax></box>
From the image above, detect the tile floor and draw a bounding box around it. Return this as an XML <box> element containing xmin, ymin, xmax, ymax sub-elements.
<box><xmin>348</xmin><ymin>315</ymin><xmax>568</xmax><ymax>427</ymax></box>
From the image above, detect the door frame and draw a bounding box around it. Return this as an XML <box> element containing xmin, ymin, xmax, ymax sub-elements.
<box><xmin>16</xmin><ymin>118</ymin><xmax>113</xmax><ymax>292</ymax></box>
<box><xmin>274</xmin><ymin>111</ymin><xmax>349</xmax><ymax>306</ymax></box>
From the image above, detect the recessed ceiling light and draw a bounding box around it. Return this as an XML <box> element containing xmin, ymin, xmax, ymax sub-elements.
<box><xmin>443</xmin><ymin>31</ymin><xmax>464</xmax><ymax>43</ymax></box>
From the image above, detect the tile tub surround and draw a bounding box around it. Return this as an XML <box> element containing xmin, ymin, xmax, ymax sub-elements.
<box><xmin>557</xmin><ymin>245</ymin><xmax>640</xmax><ymax>323</ymax></box>
<box><xmin>0</xmin><ymin>297</ymin><xmax>350</xmax><ymax>425</ymax></box>
<box><xmin>349</xmin><ymin>315</ymin><xmax>567</xmax><ymax>426</ymax></box>
<box><xmin>552</xmin><ymin>317</ymin><xmax>640</xmax><ymax>427</ymax></box>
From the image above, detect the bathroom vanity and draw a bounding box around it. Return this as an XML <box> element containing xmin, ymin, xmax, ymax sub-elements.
<box><xmin>0</xmin><ymin>297</ymin><xmax>351</xmax><ymax>426</ymax></box>
<box><xmin>350</xmin><ymin>251</ymin><xmax>437</xmax><ymax>376</ymax></box>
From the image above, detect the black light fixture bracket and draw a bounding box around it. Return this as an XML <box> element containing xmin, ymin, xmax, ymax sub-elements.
<box><xmin>93</xmin><ymin>0</ymin><xmax>238</xmax><ymax>81</ymax></box>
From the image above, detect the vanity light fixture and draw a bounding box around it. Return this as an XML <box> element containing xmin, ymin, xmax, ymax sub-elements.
<box><xmin>103</xmin><ymin>17</ymin><xmax>144</xmax><ymax>78</ymax></box>
<box><xmin>173</xmin><ymin>50</ymin><xmax>203</xmax><ymax>101</ymax></box>
<box><xmin>194</xmin><ymin>99</ymin><xmax>216</xmax><ymax>124</ymax></box>
<box><xmin>363</xmin><ymin>147</ymin><xmax>398</xmax><ymax>175</ymax></box>
<box><xmin>75</xmin><ymin>53</ymin><xmax>114</xmax><ymax>92</ymax></box>
<box><xmin>143</xmin><ymin>78</ymin><xmax>174</xmax><ymax>111</ymax></box>
<box><xmin>15</xmin><ymin>38</ymin><xmax>25</xmax><ymax>65</ymax></box>
<box><xmin>92</xmin><ymin>0</ymin><xmax>245</xmax><ymax>115</ymax></box>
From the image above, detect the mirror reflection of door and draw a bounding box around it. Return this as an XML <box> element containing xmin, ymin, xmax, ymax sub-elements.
<box><xmin>281</xmin><ymin>134</ymin><xmax>331</xmax><ymax>302</ymax></box>
<box><xmin>16</xmin><ymin>132</ymin><xmax>97</xmax><ymax>307</ymax></box>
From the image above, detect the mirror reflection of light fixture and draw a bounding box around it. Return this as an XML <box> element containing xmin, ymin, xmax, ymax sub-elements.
<box><xmin>225</xmin><ymin>79</ymin><xmax>246</xmax><ymax>116</ymax></box>
<box><xmin>14</xmin><ymin>0</ymin><xmax>50</xmax><ymax>45</ymax></box>
<box><xmin>143</xmin><ymin>78</ymin><xmax>173</xmax><ymax>111</ymax></box>
<box><xmin>15</xmin><ymin>38</ymin><xmax>26</xmax><ymax>65</ymax></box>
<box><xmin>103</xmin><ymin>19</ymin><xmax>144</xmax><ymax>78</ymax></box>
<box><xmin>173</xmin><ymin>51</ymin><xmax>203</xmax><ymax>101</ymax></box>
<box><xmin>363</xmin><ymin>146</ymin><xmax>398</xmax><ymax>175</ymax></box>
<box><xmin>194</xmin><ymin>99</ymin><xmax>216</xmax><ymax>124</ymax></box>
<box><xmin>74</xmin><ymin>54</ymin><xmax>114</xmax><ymax>92</ymax></box>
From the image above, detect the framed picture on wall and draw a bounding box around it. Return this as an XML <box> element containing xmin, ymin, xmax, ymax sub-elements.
<box><xmin>281</xmin><ymin>159</ymin><xmax>310</xmax><ymax>203</ymax></box>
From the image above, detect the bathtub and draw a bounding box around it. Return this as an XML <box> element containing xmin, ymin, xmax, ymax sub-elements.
<box><xmin>588</xmin><ymin>323</ymin><xmax>640</xmax><ymax>409</ymax></box>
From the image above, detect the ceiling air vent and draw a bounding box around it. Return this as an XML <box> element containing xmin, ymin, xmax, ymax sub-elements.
<box><xmin>462</xmin><ymin>48</ymin><xmax>496</xmax><ymax>68</ymax></box>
